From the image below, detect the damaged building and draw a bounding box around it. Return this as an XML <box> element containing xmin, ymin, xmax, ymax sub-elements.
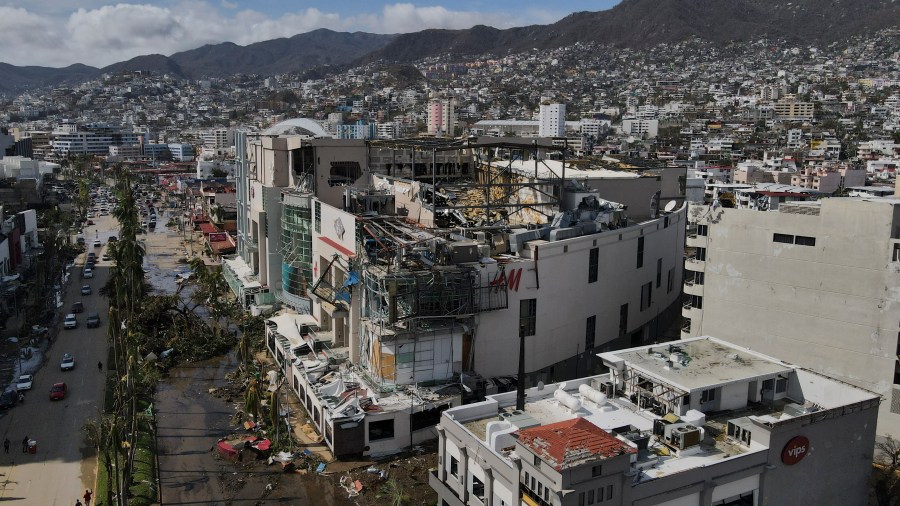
<box><xmin>224</xmin><ymin>119</ymin><xmax>688</xmax><ymax>457</ymax></box>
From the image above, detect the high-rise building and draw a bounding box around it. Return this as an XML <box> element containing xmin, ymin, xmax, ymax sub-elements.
<box><xmin>428</xmin><ymin>97</ymin><xmax>456</xmax><ymax>136</ymax></box>
<box><xmin>539</xmin><ymin>102</ymin><xmax>566</xmax><ymax>137</ymax></box>
<box><xmin>684</xmin><ymin>198</ymin><xmax>900</xmax><ymax>437</ymax></box>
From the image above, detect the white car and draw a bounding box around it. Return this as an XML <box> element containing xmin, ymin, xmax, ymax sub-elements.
<box><xmin>16</xmin><ymin>374</ymin><xmax>33</xmax><ymax>391</ymax></box>
<box><xmin>63</xmin><ymin>313</ymin><xmax>77</xmax><ymax>329</ymax></box>
<box><xmin>83</xmin><ymin>267</ymin><xmax>93</xmax><ymax>278</ymax></box>
<box><xmin>60</xmin><ymin>353</ymin><xmax>75</xmax><ymax>371</ymax></box>
<box><xmin>93</xmin><ymin>239</ymin><xmax>102</xmax><ymax>248</ymax></box>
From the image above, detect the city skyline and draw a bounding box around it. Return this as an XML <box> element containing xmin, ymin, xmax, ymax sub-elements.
<box><xmin>0</xmin><ymin>0</ymin><xmax>620</xmax><ymax>69</ymax></box>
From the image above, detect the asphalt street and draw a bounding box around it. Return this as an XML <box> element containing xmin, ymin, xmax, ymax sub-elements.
<box><xmin>0</xmin><ymin>213</ymin><xmax>117</xmax><ymax>505</ymax></box>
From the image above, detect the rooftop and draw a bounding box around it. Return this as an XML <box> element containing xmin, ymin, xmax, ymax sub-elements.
<box><xmin>518</xmin><ymin>418</ymin><xmax>636</xmax><ymax>471</ymax></box>
<box><xmin>602</xmin><ymin>339</ymin><xmax>792</xmax><ymax>392</ymax></box>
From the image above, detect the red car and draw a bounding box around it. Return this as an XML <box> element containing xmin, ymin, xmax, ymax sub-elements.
<box><xmin>50</xmin><ymin>382</ymin><xmax>67</xmax><ymax>400</ymax></box>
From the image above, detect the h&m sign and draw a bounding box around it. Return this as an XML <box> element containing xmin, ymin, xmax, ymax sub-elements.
<box><xmin>489</xmin><ymin>267</ymin><xmax>524</xmax><ymax>292</ymax></box>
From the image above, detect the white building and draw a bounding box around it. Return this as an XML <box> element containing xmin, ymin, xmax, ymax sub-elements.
<box><xmin>430</xmin><ymin>336</ymin><xmax>879</xmax><ymax>506</ymax></box>
<box><xmin>539</xmin><ymin>103</ymin><xmax>566</xmax><ymax>138</ymax></box>
<box><xmin>621</xmin><ymin>119</ymin><xmax>659</xmax><ymax>139</ymax></box>
<box><xmin>684</xmin><ymin>198</ymin><xmax>900</xmax><ymax>438</ymax></box>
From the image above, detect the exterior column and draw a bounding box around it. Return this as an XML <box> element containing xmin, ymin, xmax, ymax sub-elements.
<box><xmin>483</xmin><ymin>467</ymin><xmax>494</xmax><ymax>506</ymax></box>
<box><xmin>436</xmin><ymin>425</ymin><xmax>447</xmax><ymax>482</ymax></box>
<box><xmin>459</xmin><ymin>446</ymin><xmax>469</xmax><ymax>502</ymax></box>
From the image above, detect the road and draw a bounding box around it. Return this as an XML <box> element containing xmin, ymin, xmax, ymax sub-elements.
<box><xmin>0</xmin><ymin>213</ymin><xmax>118</xmax><ymax>505</ymax></box>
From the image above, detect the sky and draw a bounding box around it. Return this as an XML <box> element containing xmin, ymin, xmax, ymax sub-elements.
<box><xmin>0</xmin><ymin>0</ymin><xmax>621</xmax><ymax>68</ymax></box>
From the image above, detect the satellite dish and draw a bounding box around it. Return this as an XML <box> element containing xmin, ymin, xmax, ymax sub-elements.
<box><xmin>664</xmin><ymin>201</ymin><xmax>677</xmax><ymax>213</ymax></box>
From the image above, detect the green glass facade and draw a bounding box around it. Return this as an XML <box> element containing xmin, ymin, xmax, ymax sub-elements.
<box><xmin>281</xmin><ymin>194</ymin><xmax>313</xmax><ymax>301</ymax></box>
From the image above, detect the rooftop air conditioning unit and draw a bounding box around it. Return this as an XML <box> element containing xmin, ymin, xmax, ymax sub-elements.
<box><xmin>671</xmin><ymin>425</ymin><xmax>702</xmax><ymax>449</ymax></box>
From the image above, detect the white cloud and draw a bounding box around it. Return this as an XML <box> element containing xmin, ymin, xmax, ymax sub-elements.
<box><xmin>0</xmin><ymin>2</ymin><xmax>564</xmax><ymax>68</ymax></box>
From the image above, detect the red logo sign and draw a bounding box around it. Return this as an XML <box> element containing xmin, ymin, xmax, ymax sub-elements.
<box><xmin>489</xmin><ymin>267</ymin><xmax>523</xmax><ymax>292</ymax></box>
<box><xmin>781</xmin><ymin>436</ymin><xmax>810</xmax><ymax>465</ymax></box>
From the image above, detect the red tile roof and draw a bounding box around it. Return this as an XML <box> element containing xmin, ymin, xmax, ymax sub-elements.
<box><xmin>517</xmin><ymin>418</ymin><xmax>635</xmax><ymax>471</ymax></box>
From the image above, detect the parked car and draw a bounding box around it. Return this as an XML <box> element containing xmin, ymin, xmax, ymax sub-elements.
<box><xmin>86</xmin><ymin>219</ymin><xmax>94</xmax><ymax>226</ymax></box>
<box><xmin>16</xmin><ymin>374</ymin><xmax>33</xmax><ymax>391</ymax></box>
<box><xmin>0</xmin><ymin>389</ymin><xmax>18</xmax><ymax>409</ymax></box>
<box><xmin>102</xmin><ymin>254</ymin><xmax>111</xmax><ymax>261</ymax></box>
<box><xmin>71</xmin><ymin>302</ymin><xmax>84</xmax><ymax>313</ymax></box>
<box><xmin>76</xmin><ymin>237</ymin><xmax>86</xmax><ymax>245</ymax></box>
<box><xmin>81</xmin><ymin>284</ymin><xmax>92</xmax><ymax>295</ymax></box>
<box><xmin>86</xmin><ymin>312</ymin><xmax>101</xmax><ymax>328</ymax></box>
<box><xmin>108</xmin><ymin>236</ymin><xmax>117</xmax><ymax>242</ymax></box>
<box><xmin>93</xmin><ymin>239</ymin><xmax>102</xmax><ymax>248</ymax></box>
<box><xmin>63</xmin><ymin>314</ymin><xmax>77</xmax><ymax>329</ymax></box>
<box><xmin>50</xmin><ymin>382</ymin><xmax>67</xmax><ymax>400</ymax></box>
<box><xmin>83</xmin><ymin>267</ymin><xmax>93</xmax><ymax>278</ymax></box>
<box><xmin>60</xmin><ymin>353</ymin><xmax>75</xmax><ymax>371</ymax></box>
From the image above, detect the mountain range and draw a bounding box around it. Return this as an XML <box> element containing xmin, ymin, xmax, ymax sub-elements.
<box><xmin>2</xmin><ymin>0</ymin><xmax>899</xmax><ymax>94</ymax></box>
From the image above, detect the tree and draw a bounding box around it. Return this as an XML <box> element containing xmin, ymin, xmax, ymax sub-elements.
<box><xmin>873</xmin><ymin>437</ymin><xmax>900</xmax><ymax>506</ymax></box>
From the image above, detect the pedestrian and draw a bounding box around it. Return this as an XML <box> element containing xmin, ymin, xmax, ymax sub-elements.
<box><xmin>75</xmin><ymin>500</ymin><xmax>82</xmax><ymax>506</ymax></box>
<box><xmin>97</xmin><ymin>361</ymin><xmax>103</xmax><ymax>372</ymax></box>
<box><xmin>3</xmin><ymin>438</ymin><xmax>8</xmax><ymax>453</ymax></box>
<box><xmin>83</xmin><ymin>489</ymin><xmax>92</xmax><ymax>506</ymax></box>
<box><xmin>21</xmin><ymin>436</ymin><xmax>28</xmax><ymax>453</ymax></box>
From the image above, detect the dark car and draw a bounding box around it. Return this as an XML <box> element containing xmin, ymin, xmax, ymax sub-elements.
<box><xmin>71</xmin><ymin>301</ymin><xmax>84</xmax><ymax>313</ymax></box>
<box><xmin>86</xmin><ymin>312</ymin><xmax>101</xmax><ymax>328</ymax></box>
<box><xmin>0</xmin><ymin>389</ymin><xmax>18</xmax><ymax>409</ymax></box>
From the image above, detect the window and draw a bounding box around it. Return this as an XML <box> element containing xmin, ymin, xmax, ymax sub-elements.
<box><xmin>619</xmin><ymin>304</ymin><xmax>628</xmax><ymax>335</ymax></box>
<box><xmin>598</xmin><ymin>487</ymin><xmax>604</xmax><ymax>502</ymax></box>
<box><xmin>450</xmin><ymin>456</ymin><xmax>458</xmax><ymax>477</ymax></box>
<box><xmin>773</xmin><ymin>233</ymin><xmax>793</xmax><ymax>244</ymax></box>
<box><xmin>606</xmin><ymin>485</ymin><xmax>613</xmax><ymax>500</ymax></box>
<box><xmin>519</xmin><ymin>299</ymin><xmax>537</xmax><ymax>337</ymax></box>
<box><xmin>640</xmin><ymin>282</ymin><xmax>652</xmax><ymax>311</ymax></box>
<box><xmin>776</xmin><ymin>377</ymin><xmax>788</xmax><ymax>393</ymax></box>
<box><xmin>667</xmin><ymin>268</ymin><xmax>675</xmax><ymax>293</ymax></box>
<box><xmin>688</xmin><ymin>294</ymin><xmax>703</xmax><ymax>309</ymax></box>
<box><xmin>534</xmin><ymin>454</ymin><xmax>541</xmax><ymax>467</ymax></box>
<box><xmin>579</xmin><ymin>492</ymin><xmax>586</xmax><ymax>506</ymax></box>
<box><xmin>696</xmin><ymin>247</ymin><xmax>707</xmax><ymax>261</ymax></box>
<box><xmin>701</xmin><ymin>388</ymin><xmax>717</xmax><ymax>403</ymax></box>
<box><xmin>588</xmin><ymin>247</ymin><xmax>599</xmax><ymax>283</ymax></box>
<box><xmin>368</xmin><ymin>419</ymin><xmax>395</xmax><ymax>441</ymax></box>
<box><xmin>585</xmin><ymin>315</ymin><xmax>596</xmax><ymax>350</ymax></box>
<box><xmin>592</xmin><ymin>465</ymin><xmax>603</xmax><ymax>477</ymax></box>
<box><xmin>588</xmin><ymin>489</ymin><xmax>595</xmax><ymax>504</ymax></box>
<box><xmin>795</xmin><ymin>235</ymin><xmax>816</xmax><ymax>246</ymax></box>
<box><xmin>537</xmin><ymin>482</ymin><xmax>542</xmax><ymax>496</ymax></box>
<box><xmin>894</xmin><ymin>243</ymin><xmax>900</xmax><ymax>262</ymax></box>
<box><xmin>637</xmin><ymin>236</ymin><xmax>645</xmax><ymax>268</ymax></box>
<box><xmin>656</xmin><ymin>258</ymin><xmax>662</xmax><ymax>288</ymax></box>
<box><xmin>328</xmin><ymin>161</ymin><xmax>361</xmax><ymax>186</ymax></box>
<box><xmin>314</xmin><ymin>201</ymin><xmax>321</xmax><ymax>233</ymax></box>
<box><xmin>697</xmin><ymin>224</ymin><xmax>708</xmax><ymax>236</ymax></box>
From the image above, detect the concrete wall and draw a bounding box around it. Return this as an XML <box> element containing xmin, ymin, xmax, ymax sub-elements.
<box><xmin>474</xmin><ymin>206</ymin><xmax>686</xmax><ymax>378</ymax></box>
<box><xmin>687</xmin><ymin>198</ymin><xmax>900</xmax><ymax>437</ymax></box>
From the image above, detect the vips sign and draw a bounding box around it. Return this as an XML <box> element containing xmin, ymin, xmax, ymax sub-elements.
<box><xmin>781</xmin><ymin>436</ymin><xmax>810</xmax><ymax>465</ymax></box>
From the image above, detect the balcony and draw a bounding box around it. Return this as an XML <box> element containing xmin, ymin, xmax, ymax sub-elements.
<box><xmin>684</xmin><ymin>281</ymin><xmax>703</xmax><ymax>296</ymax></box>
<box><xmin>686</xmin><ymin>234</ymin><xmax>707</xmax><ymax>248</ymax></box>
<box><xmin>681</xmin><ymin>319</ymin><xmax>693</xmax><ymax>339</ymax></box>
<box><xmin>684</xmin><ymin>255</ymin><xmax>705</xmax><ymax>272</ymax></box>
<box><xmin>245</xmin><ymin>239</ymin><xmax>259</xmax><ymax>251</ymax></box>
<box><xmin>682</xmin><ymin>301</ymin><xmax>700</xmax><ymax>319</ymax></box>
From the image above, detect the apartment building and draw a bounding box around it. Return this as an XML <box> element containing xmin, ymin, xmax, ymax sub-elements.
<box><xmin>539</xmin><ymin>103</ymin><xmax>566</xmax><ymax>138</ymax></box>
<box><xmin>773</xmin><ymin>98</ymin><xmax>815</xmax><ymax>121</ymax></box>
<box><xmin>430</xmin><ymin>336</ymin><xmax>878</xmax><ymax>506</ymax></box>
<box><xmin>683</xmin><ymin>198</ymin><xmax>900</xmax><ymax>437</ymax></box>
<box><xmin>429</xmin><ymin>98</ymin><xmax>456</xmax><ymax>136</ymax></box>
